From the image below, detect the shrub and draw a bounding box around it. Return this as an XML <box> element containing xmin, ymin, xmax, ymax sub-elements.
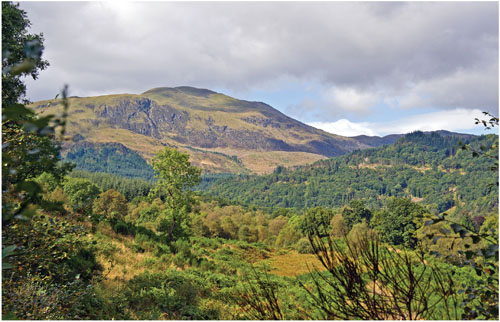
<box><xmin>295</xmin><ymin>238</ymin><xmax>313</xmax><ymax>254</ymax></box>
<box><xmin>123</xmin><ymin>270</ymin><xmax>219</xmax><ymax>319</ymax></box>
<box><xmin>67</xmin><ymin>248</ymin><xmax>100</xmax><ymax>281</ymax></box>
<box><xmin>113</xmin><ymin>220</ymin><xmax>130</xmax><ymax>235</ymax></box>
<box><xmin>93</xmin><ymin>189</ymin><xmax>128</xmax><ymax>221</ymax></box>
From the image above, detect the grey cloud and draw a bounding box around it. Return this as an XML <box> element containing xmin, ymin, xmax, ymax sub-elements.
<box><xmin>20</xmin><ymin>1</ymin><xmax>498</xmax><ymax>113</ymax></box>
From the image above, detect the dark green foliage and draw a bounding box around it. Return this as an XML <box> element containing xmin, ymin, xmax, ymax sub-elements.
<box><xmin>342</xmin><ymin>200</ymin><xmax>372</xmax><ymax>231</ymax></box>
<box><xmin>203</xmin><ymin>133</ymin><xmax>498</xmax><ymax>218</ymax></box>
<box><xmin>374</xmin><ymin>197</ymin><xmax>425</xmax><ymax>248</ymax></box>
<box><xmin>62</xmin><ymin>177</ymin><xmax>101</xmax><ymax>215</ymax></box>
<box><xmin>112</xmin><ymin>220</ymin><xmax>131</xmax><ymax>235</ymax></box>
<box><xmin>2</xmin><ymin>1</ymin><xmax>49</xmax><ymax>105</ymax></box>
<box><xmin>69</xmin><ymin>169</ymin><xmax>155</xmax><ymax>200</ymax></box>
<box><xmin>197</xmin><ymin>172</ymin><xmax>236</xmax><ymax>190</ymax></box>
<box><xmin>33</xmin><ymin>172</ymin><xmax>60</xmax><ymax>192</ymax></box>
<box><xmin>67</xmin><ymin>248</ymin><xmax>99</xmax><ymax>282</ymax></box>
<box><xmin>65</xmin><ymin>141</ymin><xmax>155</xmax><ymax>180</ymax></box>
<box><xmin>2</xmin><ymin>214</ymin><xmax>101</xmax><ymax>319</ymax></box>
<box><xmin>156</xmin><ymin>209</ymin><xmax>192</xmax><ymax>242</ymax></box>
<box><xmin>123</xmin><ymin>270</ymin><xmax>219</xmax><ymax>319</ymax></box>
<box><xmin>299</xmin><ymin>207</ymin><xmax>335</xmax><ymax>235</ymax></box>
<box><xmin>2</xmin><ymin>214</ymin><xmax>100</xmax><ymax>283</ymax></box>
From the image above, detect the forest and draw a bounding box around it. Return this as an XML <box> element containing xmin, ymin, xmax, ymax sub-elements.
<box><xmin>202</xmin><ymin>132</ymin><xmax>498</xmax><ymax>217</ymax></box>
<box><xmin>2</xmin><ymin>2</ymin><xmax>498</xmax><ymax>320</ymax></box>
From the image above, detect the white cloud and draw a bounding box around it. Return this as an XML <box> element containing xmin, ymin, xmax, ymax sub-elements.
<box><xmin>308</xmin><ymin>119</ymin><xmax>378</xmax><ymax>137</ymax></box>
<box><xmin>19</xmin><ymin>1</ymin><xmax>498</xmax><ymax>114</ymax></box>
<box><xmin>309</xmin><ymin>109</ymin><xmax>492</xmax><ymax>137</ymax></box>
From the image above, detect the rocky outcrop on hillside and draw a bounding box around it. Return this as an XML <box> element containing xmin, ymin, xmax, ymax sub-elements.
<box><xmin>34</xmin><ymin>87</ymin><xmax>364</xmax><ymax>157</ymax></box>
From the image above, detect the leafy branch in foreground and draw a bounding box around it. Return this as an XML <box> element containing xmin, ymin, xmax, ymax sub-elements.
<box><xmin>462</xmin><ymin>111</ymin><xmax>499</xmax><ymax>189</ymax></box>
<box><xmin>475</xmin><ymin>112</ymin><xmax>499</xmax><ymax>130</ymax></box>
<box><xmin>423</xmin><ymin>213</ymin><xmax>498</xmax><ymax>319</ymax></box>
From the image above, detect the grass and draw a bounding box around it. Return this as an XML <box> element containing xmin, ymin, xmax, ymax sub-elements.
<box><xmin>86</xmin><ymin>128</ymin><xmax>165</xmax><ymax>162</ymax></box>
<box><xmin>263</xmin><ymin>249</ymin><xmax>324</xmax><ymax>277</ymax></box>
<box><xmin>202</xmin><ymin>148</ymin><xmax>327</xmax><ymax>174</ymax></box>
<box><xmin>178</xmin><ymin>146</ymin><xmax>250</xmax><ymax>174</ymax></box>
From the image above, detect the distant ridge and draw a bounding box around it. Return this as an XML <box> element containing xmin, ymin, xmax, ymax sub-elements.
<box><xmin>351</xmin><ymin>130</ymin><xmax>475</xmax><ymax>148</ymax></box>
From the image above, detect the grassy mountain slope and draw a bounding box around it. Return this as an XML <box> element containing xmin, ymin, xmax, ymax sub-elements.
<box><xmin>31</xmin><ymin>86</ymin><xmax>368</xmax><ymax>174</ymax></box>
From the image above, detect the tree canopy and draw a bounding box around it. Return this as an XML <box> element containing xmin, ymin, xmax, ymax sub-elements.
<box><xmin>93</xmin><ymin>189</ymin><xmax>129</xmax><ymax>221</ymax></box>
<box><xmin>2</xmin><ymin>1</ymin><xmax>49</xmax><ymax>105</ymax></box>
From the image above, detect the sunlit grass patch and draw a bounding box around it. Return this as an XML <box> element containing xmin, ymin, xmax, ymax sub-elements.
<box><xmin>264</xmin><ymin>249</ymin><xmax>324</xmax><ymax>277</ymax></box>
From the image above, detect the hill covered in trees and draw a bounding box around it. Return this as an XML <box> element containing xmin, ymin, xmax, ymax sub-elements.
<box><xmin>202</xmin><ymin>131</ymin><xmax>498</xmax><ymax>218</ymax></box>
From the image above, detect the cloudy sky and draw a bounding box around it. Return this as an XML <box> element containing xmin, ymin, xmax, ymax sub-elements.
<box><xmin>20</xmin><ymin>1</ymin><xmax>498</xmax><ymax>136</ymax></box>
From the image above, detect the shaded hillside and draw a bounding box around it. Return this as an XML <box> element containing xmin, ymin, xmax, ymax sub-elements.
<box><xmin>201</xmin><ymin>132</ymin><xmax>498</xmax><ymax>216</ymax></box>
<box><xmin>64</xmin><ymin>141</ymin><xmax>155</xmax><ymax>179</ymax></box>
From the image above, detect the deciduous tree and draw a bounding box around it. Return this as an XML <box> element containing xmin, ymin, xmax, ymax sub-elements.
<box><xmin>63</xmin><ymin>177</ymin><xmax>101</xmax><ymax>215</ymax></box>
<box><xmin>150</xmin><ymin>147</ymin><xmax>201</xmax><ymax>241</ymax></box>
<box><xmin>2</xmin><ymin>1</ymin><xmax>49</xmax><ymax>105</ymax></box>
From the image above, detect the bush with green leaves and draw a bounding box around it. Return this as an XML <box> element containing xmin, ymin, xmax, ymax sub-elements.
<box><xmin>93</xmin><ymin>189</ymin><xmax>128</xmax><ymax>221</ymax></box>
<box><xmin>123</xmin><ymin>270</ymin><xmax>219</xmax><ymax>319</ymax></box>
<box><xmin>295</xmin><ymin>237</ymin><xmax>314</xmax><ymax>254</ymax></box>
<box><xmin>112</xmin><ymin>220</ymin><xmax>132</xmax><ymax>235</ymax></box>
<box><xmin>2</xmin><ymin>213</ymin><xmax>101</xmax><ymax>319</ymax></box>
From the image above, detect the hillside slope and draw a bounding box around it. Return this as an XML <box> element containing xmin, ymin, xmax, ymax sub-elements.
<box><xmin>31</xmin><ymin>86</ymin><xmax>368</xmax><ymax>173</ymax></box>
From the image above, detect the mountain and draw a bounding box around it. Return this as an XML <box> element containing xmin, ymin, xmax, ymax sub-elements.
<box><xmin>31</xmin><ymin>86</ymin><xmax>369</xmax><ymax>174</ymax></box>
<box><xmin>201</xmin><ymin>132</ymin><xmax>498</xmax><ymax>217</ymax></box>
